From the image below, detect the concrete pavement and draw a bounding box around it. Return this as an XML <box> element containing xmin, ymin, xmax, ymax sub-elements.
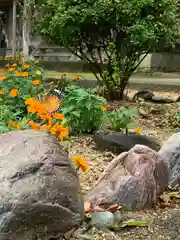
<box><xmin>130</xmin><ymin>77</ymin><xmax>180</xmax><ymax>86</ymax></box>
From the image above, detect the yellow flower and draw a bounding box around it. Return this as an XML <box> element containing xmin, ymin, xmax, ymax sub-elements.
<box><xmin>50</xmin><ymin>81</ymin><xmax>54</xmax><ymax>86</ymax></box>
<box><xmin>72</xmin><ymin>156</ymin><xmax>88</xmax><ymax>172</ymax></box>
<box><xmin>53</xmin><ymin>112</ymin><xmax>64</xmax><ymax>120</ymax></box>
<box><xmin>12</xmin><ymin>63</ymin><xmax>17</xmax><ymax>67</ymax></box>
<box><xmin>32</xmin><ymin>79</ymin><xmax>40</xmax><ymax>85</ymax></box>
<box><xmin>73</xmin><ymin>75</ymin><xmax>79</xmax><ymax>81</ymax></box>
<box><xmin>101</xmin><ymin>106</ymin><xmax>107</xmax><ymax>111</ymax></box>
<box><xmin>0</xmin><ymin>90</ymin><xmax>5</xmax><ymax>94</ymax></box>
<box><xmin>9</xmin><ymin>89</ymin><xmax>18</xmax><ymax>97</ymax></box>
<box><xmin>24</xmin><ymin>64</ymin><xmax>30</xmax><ymax>69</ymax></box>
<box><xmin>36</xmin><ymin>71</ymin><xmax>41</xmax><ymax>75</ymax></box>
<box><xmin>20</xmin><ymin>52</ymin><xmax>24</xmax><ymax>55</ymax></box>
<box><xmin>0</xmin><ymin>76</ymin><xmax>7</xmax><ymax>81</ymax></box>
<box><xmin>23</xmin><ymin>119</ymin><xmax>27</xmax><ymax>125</ymax></box>
<box><xmin>135</xmin><ymin>127</ymin><xmax>142</xmax><ymax>134</ymax></box>
<box><xmin>34</xmin><ymin>60</ymin><xmax>39</xmax><ymax>64</ymax></box>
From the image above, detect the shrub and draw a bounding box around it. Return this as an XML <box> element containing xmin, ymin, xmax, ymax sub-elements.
<box><xmin>0</xmin><ymin>59</ymin><xmax>44</xmax><ymax>117</ymax></box>
<box><xmin>33</xmin><ymin>0</ymin><xmax>180</xmax><ymax>100</ymax></box>
<box><xmin>0</xmin><ymin>105</ymin><xmax>16</xmax><ymax>133</ymax></box>
<box><xmin>103</xmin><ymin>107</ymin><xmax>138</xmax><ymax>133</ymax></box>
<box><xmin>62</xmin><ymin>85</ymin><xmax>106</xmax><ymax>134</ymax></box>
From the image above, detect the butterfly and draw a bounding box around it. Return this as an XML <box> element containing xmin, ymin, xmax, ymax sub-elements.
<box><xmin>43</xmin><ymin>89</ymin><xmax>63</xmax><ymax>114</ymax></box>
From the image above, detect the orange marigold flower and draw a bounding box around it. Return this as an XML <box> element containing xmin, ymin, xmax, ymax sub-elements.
<box><xmin>22</xmin><ymin>71</ymin><xmax>29</xmax><ymax>77</ymax></box>
<box><xmin>58</xmin><ymin>127</ymin><xmax>69</xmax><ymax>140</ymax></box>
<box><xmin>50</xmin><ymin>122</ymin><xmax>61</xmax><ymax>135</ymax></box>
<box><xmin>24</xmin><ymin>98</ymin><xmax>35</xmax><ymax>105</ymax></box>
<box><xmin>101</xmin><ymin>106</ymin><xmax>107</xmax><ymax>111</ymax></box>
<box><xmin>8</xmin><ymin>68</ymin><xmax>16</xmax><ymax>72</ymax></box>
<box><xmin>135</xmin><ymin>127</ymin><xmax>142</xmax><ymax>134</ymax></box>
<box><xmin>72</xmin><ymin>155</ymin><xmax>88</xmax><ymax>172</ymax></box>
<box><xmin>0</xmin><ymin>90</ymin><xmax>5</xmax><ymax>94</ymax></box>
<box><xmin>0</xmin><ymin>75</ymin><xmax>7</xmax><ymax>81</ymax></box>
<box><xmin>9</xmin><ymin>89</ymin><xmax>18</xmax><ymax>97</ymax></box>
<box><xmin>73</xmin><ymin>75</ymin><xmax>79</xmax><ymax>81</ymax></box>
<box><xmin>39</xmin><ymin>113</ymin><xmax>52</xmax><ymax>126</ymax></box>
<box><xmin>8</xmin><ymin>121</ymin><xmax>20</xmax><ymax>129</ymax></box>
<box><xmin>32</xmin><ymin>79</ymin><xmax>40</xmax><ymax>85</ymax></box>
<box><xmin>53</xmin><ymin>112</ymin><xmax>64</xmax><ymax>120</ymax></box>
<box><xmin>25</xmin><ymin>98</ymin><xmax>47</xmax><ymax>114</ymax></box>
<box><xmin>29</xmin><ymin>120</ymin><xmax>41</xmax><ymax>130</ymax></box>
<box><xmin>16</xmin><ymin>72</ymin><xmax>22</xmax><ymax>77</ymax></box>
<box><xmin>40</xmin><ymin>124</ymin><xmax>50</xmax><ymax>131</ymax></box>
<box><xmin>0</xmin><ymin>68</ymin><xmax>4</xmax><ymax>73</ymax></box>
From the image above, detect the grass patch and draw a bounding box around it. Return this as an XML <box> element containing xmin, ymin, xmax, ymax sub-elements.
<box><xmin>46</xmin><ymin>71</ymin><xmax>96</xmax><ymax>80</ymax></box>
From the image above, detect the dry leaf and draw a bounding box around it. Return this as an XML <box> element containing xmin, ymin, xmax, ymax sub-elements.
<box><xmin>159</xmin><ymin>193</ymin><xmax>170</xmax><ymax>203</ymax></box>
<box><xmin>84</xmin><ymin>202</ymin><xmax>91</xmax><ymax>213</ymax></box>
<box><xmin>107</xmin><ymin>204</ymin><xmax>122</xmax><ymax>213</ymax></box>
<box><xmin>159</xmin><ymin>193</ymin><xmax>171</xmax><ymax>208</ymax></box>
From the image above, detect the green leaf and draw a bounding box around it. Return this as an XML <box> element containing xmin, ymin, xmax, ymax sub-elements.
<box><xmin>109</xmin><ymin>219</ymin><xmax>149</xmax><ymax>231</ymax></box>
<box><xmin>167</xmin><ymin>192</ymin><xmax>180</xmax><ymax>199</ymax></box>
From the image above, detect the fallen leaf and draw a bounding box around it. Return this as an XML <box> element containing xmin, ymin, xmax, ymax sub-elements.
<box><xmin>167</xmin><ymin>192</ymin><xmax>180</xmax><ymax>199</ymax></box>
<box><xmin>107</xmin><ymin>204</ymin><xmax>122</xmax><ymax>213</ymax></box>
<box><xmin>84</xmin><ymin>202</ymin><xmax>91</xmax><ymax>213</ymax></box>
<box><xmin>119</xmin><ymin>219</ymin><xmax>149</xmax><ymax>228</ymax></box>
<box><xmin>109</xmin><ymin>219</ymin><xmax>149</xmax><ymax>231</ymax></box>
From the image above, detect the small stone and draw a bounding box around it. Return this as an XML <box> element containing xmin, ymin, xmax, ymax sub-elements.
<box><xmin>89</xmin><ymin>211</ymin><xmax>115</xmax><ymax>229</ymax></box>
<box><xmin>176</xmin><ymin>96</ymin><xmax>180</xmax><ymax>102</ymax></box>
<box><xmin>133</xmin><ymin>90</ymin><xmax>154</xmax><ymax>101</ymax></box>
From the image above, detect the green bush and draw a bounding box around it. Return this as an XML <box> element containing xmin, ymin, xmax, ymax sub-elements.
<box><xmin>33</xmin><ymin>0</ymin><xmax>180</xmax><ymax>100</ymax></box>
<box><xmin>104</xmin><ymin>107</ymin><xmax>138</xmax><ymax>133</ymax></box>
<box><xmin>0</xmin><ymin>105</ymin><xmax>20</xmax><ymax>133</ymax></box>
<box><xmin>0</xmin><ymin>60</ymin><xmax>44</xmax><ymax>118</ymax></box>
<box><xmin>62</xmin><ymin>85</ymin><xmax>106</xmax><ymax>134</ymax></box>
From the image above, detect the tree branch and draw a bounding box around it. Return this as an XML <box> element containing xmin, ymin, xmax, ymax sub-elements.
<box><xmin>132</xmin><ymin>52</ymin><xmax>149</xmax><ymax>71</ymax></box>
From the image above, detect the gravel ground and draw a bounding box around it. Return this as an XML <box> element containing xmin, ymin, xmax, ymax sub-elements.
<box><xmin>61</xmin><ymin>90</ymin><xmax>180</xmax><ymax>240</ymax></box>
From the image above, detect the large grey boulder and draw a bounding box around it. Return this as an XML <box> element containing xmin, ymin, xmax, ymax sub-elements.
<box><xmin>0</xmin><ymin>130</ymin><xmax>84</xmax><ymax>240</ymax></box>
<box><xmin>85</xmin><ymin>145</ymin><xmax>169</xmax><ymax>210</ymax></box>
<box><xmin>159</xmin><ymin>132</ymin><xmax>180</xmax><ymax>187</ymax></box>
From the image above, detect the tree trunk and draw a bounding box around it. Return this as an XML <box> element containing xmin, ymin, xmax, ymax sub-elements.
<box><xmin>119</xmin><ymin>76</ymin><xmax>129</xmax><ymax>100</ymax></box>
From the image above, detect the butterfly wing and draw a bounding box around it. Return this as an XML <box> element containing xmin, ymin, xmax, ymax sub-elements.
<box><xmin>44</xmin><ymin>95</ymin><xmax>61</xmax><ymax>113</ymax></box>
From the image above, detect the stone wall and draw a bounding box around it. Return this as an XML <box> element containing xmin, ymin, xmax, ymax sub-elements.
<box><xmin>5</xmin><ymin>45</ymin><xmax>180</xmax><ymax>72</ymax></box>
<box><xmin>34</xmin><ymin>48</ymin><xmax>180</xmax><ymax>73</ymax></box>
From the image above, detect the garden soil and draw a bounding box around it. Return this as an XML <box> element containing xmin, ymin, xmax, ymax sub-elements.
<box><xmin>62</xmin><ymin>90</ymin><xmax>180</xmax><ymax>240</ymax></box>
